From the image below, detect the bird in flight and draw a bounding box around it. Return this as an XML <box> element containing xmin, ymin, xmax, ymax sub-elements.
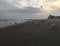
<box><xmin>41</xmin><ymin>6</ymin><xmax>43</xmax><ymax>8</ymax></box>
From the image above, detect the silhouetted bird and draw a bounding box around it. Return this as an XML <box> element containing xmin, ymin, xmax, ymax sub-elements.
<box><xmin>41</xmin><ymin>6</ymin><xmax>43</xmax><ymax>8</ymax></box>
<box><xmin>15</xmin><ymin>22</ymin><xmax>17</xmax><ymax>24</ymax></box>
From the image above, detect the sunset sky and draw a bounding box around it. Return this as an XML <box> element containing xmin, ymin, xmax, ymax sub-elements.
<box><xmin>0</xmin><ymin>0</ymin><xmax>60</xmax><ymax>19</ymax></box>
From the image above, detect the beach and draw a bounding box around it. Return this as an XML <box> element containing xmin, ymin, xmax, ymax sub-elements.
<box><xmin>0</xmin><ymin>19</ymin><xmax>60</xmax><ymax>46</ymax></box>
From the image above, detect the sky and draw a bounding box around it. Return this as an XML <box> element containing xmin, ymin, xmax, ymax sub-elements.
<box><xmin>0</xmin><ymin>0</ymin><xmax>60</xmax><ymax>19</ymax></box>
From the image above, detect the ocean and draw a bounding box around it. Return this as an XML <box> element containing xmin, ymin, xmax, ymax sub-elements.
<box><xmin>0</xmin><ymin>19</ymin><xmax>29</xmax><ymax>28</ymax></box>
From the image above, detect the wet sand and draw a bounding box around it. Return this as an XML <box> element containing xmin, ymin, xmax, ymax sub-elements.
<box><xmin>0</xmin><ymin>19</ymin><xmax>60</xmax><ymax>46</ymax></box>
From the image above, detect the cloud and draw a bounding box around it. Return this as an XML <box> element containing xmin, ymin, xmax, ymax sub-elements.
<box><xmin>7</xmin><ymin>7</ymin><xmax>42</xmax><ymax>15</ymax></box>
<box><xmin>0</xmin><ymin>7</ymin><xmax>43</xmax><ymax>19</ymax></box>
<box><xmin>40</xmin><ymin>0</ymin><xmax>60</xmax><ymax>12</ymax></box>
<box><xmin>0</xmin><ymin>0</ymin><xmax>15</xmax><ymax>9</ymax></box>
<box><xmin>0</xmin><ymin>0</ymin><xmax>24</xmax><ymax>9</ymax></box>
<box><xmin>46</xmin><ymin>0</ymin><xmax>57</xmax><ymax>2</ymax></box>
<box><xmin>50</xmin><ymin>8</ymin><xmax>60</xmax><ymax>16</ymax></box>
<box><xmin>0</xmin><ymin>0</ymin><xmax>7</xmax><ymax>6</ymax></box>
<box><xmin>0</xmin><ymin>0</ymin><xmax>60</xmax><ymax>15</ymax></box>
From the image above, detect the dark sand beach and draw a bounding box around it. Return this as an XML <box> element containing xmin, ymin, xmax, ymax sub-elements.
<box><xmin>0</xmin><ymin>19</ymin><xmax>60</xmax><ymax>46</ymax></box>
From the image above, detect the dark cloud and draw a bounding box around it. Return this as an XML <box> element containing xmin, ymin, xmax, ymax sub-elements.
<box><xmin>0</xmin><ymin>0</ymin><xmax>42</xmax><ymax>15</ymax></box>
<box><xmin>7</xmin><ymin>7</ymin><xmax>42</xmax><ymax>15</ymax></box>
<box><xmin>0</xmin><ymin>7</ymin><xmax>43</xmax><ymax>20</ymax></box>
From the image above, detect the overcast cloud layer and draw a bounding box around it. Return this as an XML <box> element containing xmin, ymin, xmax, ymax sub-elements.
<box><xmin>0</xmin><ymin>0</ymin><xmax>60</xmax><ymax>19</ymax></box>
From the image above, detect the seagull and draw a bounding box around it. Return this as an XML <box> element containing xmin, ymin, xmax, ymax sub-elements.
<box><xmin>41</xmin><ymin>6</ymin><xmax>43</xmax><ymax>8</ymax></box>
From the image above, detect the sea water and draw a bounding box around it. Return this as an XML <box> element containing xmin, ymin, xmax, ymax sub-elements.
<box><xmin>0</xmin><ymin>19</ymin><xmax>28</xmax><ymax>28</ymax></box>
